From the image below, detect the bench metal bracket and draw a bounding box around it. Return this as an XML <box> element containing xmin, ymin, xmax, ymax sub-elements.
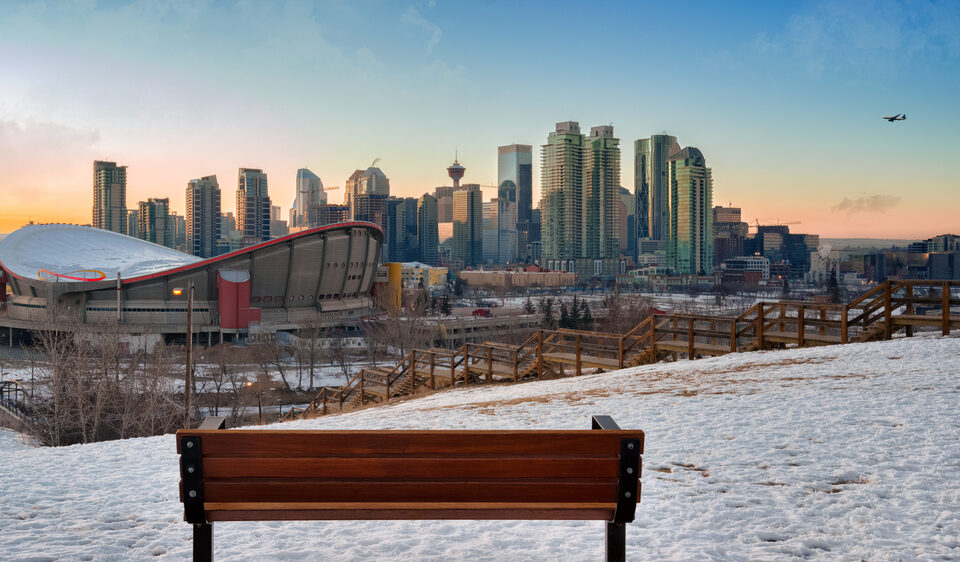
<box><xmin>180</xmin><ymin>436</ymin><xmax>206</xmax><ymax>525</ymax></box>
<box><xmin>612</xmin><ymin>436</ymin><xmax>641</xmax><ymax>523</ymax></box>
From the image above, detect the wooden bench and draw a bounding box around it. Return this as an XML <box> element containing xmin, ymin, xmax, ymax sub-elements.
<box><xmin>177</xmin><ymin>415</ymin><xmax>644</xmax><ymax>562</ymax></box>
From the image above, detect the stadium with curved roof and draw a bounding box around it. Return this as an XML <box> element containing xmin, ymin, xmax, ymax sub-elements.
<box><xmin>0</xmin><ymin>222</ymin><xmax>383</xmax><ymax>347</ymax></box>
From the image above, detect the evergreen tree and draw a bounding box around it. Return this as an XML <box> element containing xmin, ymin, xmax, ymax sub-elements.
<box><xmin>828</xmin><ymin>270</ymin><xmax>841</xmax><ymax>303</ymax></box>
<box><xmin>538</xmin><ymin>297</ymin><xmax>555</xmax><ymax>328</ymax></box>
<box><xmin>439</xmin><ymin>295</ymin><xmax>452</xmax><ymax>316</ymax></box>
<box><xmin>781</xmin><ymin>277</ymin><xmax>791</xmax><ymax>298</ymax></box>
<box><xmin>580</xmin><ymin>300</ymin><xmax>592</xmax><ymax>327</ymax></box>
<box><xmin>559</xmin><ymin>301</ymin><xmax>571</xmax><ymax>329</ymax></box>
<box><xmin>523</xmin><ymin>298</ymin><xmax>536</xmax><ymax>315</ymax></box>
<box><xmin>569</xmin><ymin>296</ymin><xmax>582</xmax><ymax>328</ymax></box>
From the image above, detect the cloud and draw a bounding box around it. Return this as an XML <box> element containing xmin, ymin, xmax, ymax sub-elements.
<box><xmin>752</xmin><ymin>0</ymin><xmax>960</xmax><ymax>77</ymax></box>
<box><xmin>832</xmin><ymin>194</ymin><xmax>901</xmax><ymax>214</ymax></box>
<box><xmin>402</xmin><ymin>6</ymin><xmax>442</xmax><ymax>55</ymax></box>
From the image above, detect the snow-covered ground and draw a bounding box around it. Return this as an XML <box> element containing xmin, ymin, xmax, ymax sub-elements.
<box><xmin>2</xmin><ymin>335</ymin><xmax>959</xmax><ymax>560</ymax></box>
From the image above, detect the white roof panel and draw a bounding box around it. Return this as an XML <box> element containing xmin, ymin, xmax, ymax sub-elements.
<box><xmin>0</xmin><ymin>224</ymin><xmax>201</xmax><ymax>281</ymax></box>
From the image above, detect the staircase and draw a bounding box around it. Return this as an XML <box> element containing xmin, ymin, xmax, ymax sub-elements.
<box><xmin>285</xmin><ymin>280</ymin><xmax>959</xmax><ymax>421</ymax></box>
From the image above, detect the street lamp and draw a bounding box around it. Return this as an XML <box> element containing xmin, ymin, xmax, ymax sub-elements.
<box><xmin>246</xmin><ymin>381</ymin><xmax>263</xmax><ymax>424</ymax></box>
<box><xmin>174</xmin><ymin>282</ymin><xmax>194</xmax><ymax>428</ymax></box>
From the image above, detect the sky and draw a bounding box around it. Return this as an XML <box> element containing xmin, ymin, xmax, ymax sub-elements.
<box><xmin>1</xmin><ymin>0</ymin><xmax>958</xmax><ymax>238</ymax></box>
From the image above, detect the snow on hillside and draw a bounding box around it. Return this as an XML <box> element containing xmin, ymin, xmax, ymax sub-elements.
<box><xmin>2</xmin><ymin>335</ymin><xmax>959</xmax><ymax>560</ymax></box>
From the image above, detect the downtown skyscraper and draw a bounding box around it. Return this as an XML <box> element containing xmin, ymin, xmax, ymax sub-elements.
<box><xmin>540</xmin><ymin>122</ymin><xmax>622</xmax><ymax>276</ymax></box>
<box><xmin>498</xmin><ymin>144</ymin><xmax>533</xmax><ymax>260</ymax></box>
<box><xmin>417</xmin><ymin>194</ymin><xmax>439</xmax><ymax>265</ymax></box>
<box><xmin>186</xmin><ymin>175</ymin><xmax>221</xmax><ymax>258</ymax></box>
<box><xmin>541</xmin><ymin>122</ymin><xmax>584</xmax><ymax>271</ymax></box>
<box><xmin>137</xmin><ymin>197</ymin><xmax>172</xmax><ymax>248</ymax></box>
<box><xmin>92</xmin><ymin>160</ymin><xmax>127</xmax><ymax>234</ymax></box>
<box><xmin>291</xmin><ymin>168</ymin><xmax>326</xmax><ymax>229</ymax></box>
<box><xmin>667</xmin><ymin>147</ymin><xmax>713</xmax><ymax>274</ymax></box>
<box><xmin>635</xmin><ymin>134</ymin><xmax>680</xmax><ymax>244</ymax></box>
<box><xmin>582</xmin><ymin>126</ymin><xmax>621</xmax><ymax>264</ymax></box>
<box><xmin>237</xmin><ymin>168</ymin><xmax>271</xmax><ymax>244</ymax></box>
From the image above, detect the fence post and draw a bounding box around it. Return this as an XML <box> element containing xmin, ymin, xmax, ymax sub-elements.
<box><xmin>840</xmin><ymin>304</ymin><xmax>850</xmax><ymax>343</ymax></box>
<box><xmin>729</xmin><ymin>320</ymin><xmax>737</xmax><ymax>353</ymax></box>
<box><xmin>618</xmin><ymin>336</ymin><xmax>624</xmax><ymax>369</ymax></box>
<box><xmin>537</xmin><ymin>331</ymin><xmax>543</xmax><ymax>380</ymax></box>
<box><xmin>944</xmin><ymin>281</ymin><xmax>951</xmax><ymax>336</ymax></box>
<box><xmin>687</xmin><ymin>320</ymin><xmax>694</xmax><ymax>360</ymax></box>
<box><xmin>429</xmin><ymin>352</ymin><xmax>436</xmax><ymax>390</ymax></box>
<box><xmin>486</xmin><ymin>346</ymin><xmax>493</xmax><ymax>384</ymax></box>
<box><xmin>575</xmin><ymin>334</ymin><xmax>582</xmax><ymax>376</ymax></box>
<box><xmin>883</xmin><ymin>280</ymin><xmax>892</xmax><ymax>340</ymax></box>
<box><xmin>513</xmin><ymin>349</ymin><xmax>519</xmax><ymax>382</ymax></box>
<box><xmin>756</xmin><ymin>302</ymin><xmax>765</xmax><ymax>350</ymax></box>
<box><xmin>904</xmin><ymin>284</ymin><xmax>914</xmax><ymax>337</ymax></box>
<box><xmin>797</xmin><ymin>305</ymin><xmax>805</xmax><ymax>347</ymax></box>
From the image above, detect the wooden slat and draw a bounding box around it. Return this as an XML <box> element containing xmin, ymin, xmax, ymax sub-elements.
<box><xmin>202</xmin><ymin>456</ymin><xmax>619</xmax><ymax>479</ymax></box>
<box><xmin>202</xmin><ymin>480</ymin><xmax>617</xmax><ymax>503</ymax></box>
<box><xmin>205</xmin><ymin>502</ymin><xmax>616</xmax><ymax>521</ymax></box>
<box><xmin>177</xmin><ymin>430</ymin><xmax>644</xmax><ymax>456</ymax></box>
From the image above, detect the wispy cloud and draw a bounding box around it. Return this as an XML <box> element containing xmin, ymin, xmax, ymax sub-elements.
<box><xmin>401</xmin><ymin>6</ymin><xmax>442</xmax><ymax>56</ymax></box>
<box><xmin>752</xmin><ymin>0</ymin><xmax>960</xmax><ymax>77</ymax></box>
<box><xmin>832</xmin><ymin>194</ymin><xmax>901</xmax><ymax>214</ymax></box>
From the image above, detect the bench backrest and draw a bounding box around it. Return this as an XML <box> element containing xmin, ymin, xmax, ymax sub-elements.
<box><xmin>177</xmin><ymin>420</ymin><xmax>643</xmax><ymax>524</ymax></box>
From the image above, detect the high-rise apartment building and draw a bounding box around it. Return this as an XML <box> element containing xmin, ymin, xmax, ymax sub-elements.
<box><xmin>635</xmin><ymin>134</ymin><xmax>680</xmax><ymax>243</ymax></box>
<box><xmin>92</xmin><ymin>160</ymin><xmax>127</xmax><ymax>234</ymax></box>
<box><xmin>582</xmin><ymin>126</ymin><xmax>621</xmax><ymax>262</ymax></box>
<box><xmin>170</xmin><ymin>212</ymin><xmax>187</xmax><ymax>252</ymax></box>
<box><xmin>291</xmin><ymin>168</ymin><xmax>326</xmax><ymax>229</ymax></box>
<box><xmin>126</xmin><ymin>209</ymin><xmax>139</xmax><ymax>239</ymax></box>
<box><xmin>453</xmin><ymin>189</ymin><xmax>482</xmax><ymax>267</ymax></box>
<box><xmin>316</xmin><ymin>204</ymin><xmax>350</xmax><ymax>226</ymax></box>
<box><xmin>138</xmin><ymin>198</ymin><xmax>172</xmax><ymax>248</ymax></box>
<box><xmin>237</xmin><ymin>168</ymin><xmax>271</xmax><ymax>244</ymax></box>
<box><xmin>352</xmin><ymin>193</ymin><xmax>389</xmax><ymax>260</ymax></box>
<box><xmin>186</xmin><ymin>175</ymin><xmax>221</xmax><ymax>258</ymax></box>
<box><xmin>541</xmin><ymin>121</ymin><xmax>584</xmax><ymax>271</ymax></box>
<box><xmin>417</xmin><ymin>194</ymin><xmax>439</xmax><ymax>266</ymax></box>
<box><xmin>667</xmin><ymin>147</ymin><xmax>713</xmax><ymax>274</ymax></box>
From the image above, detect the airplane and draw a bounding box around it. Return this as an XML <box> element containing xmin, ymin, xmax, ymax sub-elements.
<box><xmin>883</xmin><ymin>113</ymin><xmax>907</xmax><ymax>122</ymax></box>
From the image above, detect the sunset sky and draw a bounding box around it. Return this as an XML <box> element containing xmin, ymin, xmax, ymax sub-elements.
<box><xmin>1</xmin><ymin>0</ymin><xmax>958</xmax><ymax>238</ymax></box>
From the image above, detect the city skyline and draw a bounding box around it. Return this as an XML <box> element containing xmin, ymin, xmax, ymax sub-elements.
<box><xmin>1</xmin><ymin>1</ymin><xmax>958</xmax><ymax>238</ymax></box>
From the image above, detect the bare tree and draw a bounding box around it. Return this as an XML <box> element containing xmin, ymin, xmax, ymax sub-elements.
<box><xmin>601</xmin><ymin>293</ymin><xmax>653</xmax><ymax>334</ymax></box>
<box><xmin>367</xmin><ymin>289</ymin><xmax>439</xmax><ymax>363</ymax></box>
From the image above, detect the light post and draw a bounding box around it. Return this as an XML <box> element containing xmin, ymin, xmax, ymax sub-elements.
<box><xmin>174</xmin><ymin>282</ymin><xmax>195</xmax><ymax>428</ymax></box>
<box><xmin>246</xmin><ymin>381</ymin><xmax>263</xmax><ymax>424</ymax></box>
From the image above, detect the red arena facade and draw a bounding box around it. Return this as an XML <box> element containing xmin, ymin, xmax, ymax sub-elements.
<box><xmin>0</xmin><ymin>222</ymin><xmax>383</xmax><ymax>347</ymax></box>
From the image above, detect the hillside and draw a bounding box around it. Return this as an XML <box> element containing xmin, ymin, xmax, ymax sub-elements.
<box><xmin>2</xmin><ymin>335</ymin><xmax>958</xmax><ymax>560</ymax></box>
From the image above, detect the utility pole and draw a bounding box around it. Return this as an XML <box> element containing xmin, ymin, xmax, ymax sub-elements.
<box><xmin>184</xmin><ymin>281</ymin><xmax>194</xmax><ymax>428</ymax></box>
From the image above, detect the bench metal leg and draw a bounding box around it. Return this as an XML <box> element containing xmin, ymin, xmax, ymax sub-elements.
<box><xmin>605</xmin><ymin>521</ymin><xmax>625</xmax><ymax>562</ymax></box>
<box><xmin>193</xmin><ymin>523</ymin><xmax>213</xmax><ymax>562</ymax></box>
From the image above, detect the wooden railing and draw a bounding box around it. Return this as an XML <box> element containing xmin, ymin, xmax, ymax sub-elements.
<box><xmin>287</xmin><ymin>280</ymin><xmax>958</xmax><ymax>421</ymax></box>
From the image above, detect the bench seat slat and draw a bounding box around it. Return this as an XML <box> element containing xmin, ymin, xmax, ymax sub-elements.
<box><xmin>177</xmin><ymin>430</ymin><xmax>644</xmax><ymax>456</ymax></box>
<box><xmin>201</xmin><ymin>480</ymin><xmax>618</xmax><ymax>503</ymax></box>
<box><xmin>204</xmin><ymin>502</ymin><xmax>617</xmax><ymax>521</ymax></box>
<box><xmin>202</xmin><ymin>457</ymin><xmax>620</xmax><ymax>479</ymax></box>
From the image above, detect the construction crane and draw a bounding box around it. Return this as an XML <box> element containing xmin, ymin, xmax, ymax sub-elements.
<box><xmin>323</xmin><ymin>185</ymin><xmax>341</xmax><ymax>191</ymax></box>
<box><xmin>751</xmin><ymin>218</ymin><xmax>801</xmax><ymax>232</ymax></box>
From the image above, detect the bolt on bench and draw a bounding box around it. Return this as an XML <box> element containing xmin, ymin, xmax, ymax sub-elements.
<box><xmin>177</xmin><ymin>415</ymin><xmax>643</xmax><ymax>561</ymax></box>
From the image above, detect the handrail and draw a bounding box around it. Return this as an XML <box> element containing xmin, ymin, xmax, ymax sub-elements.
<box><xmin>287</xmin><ymin>280</ymin><xmax>948</xmax><ymax>421</ymax></box>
